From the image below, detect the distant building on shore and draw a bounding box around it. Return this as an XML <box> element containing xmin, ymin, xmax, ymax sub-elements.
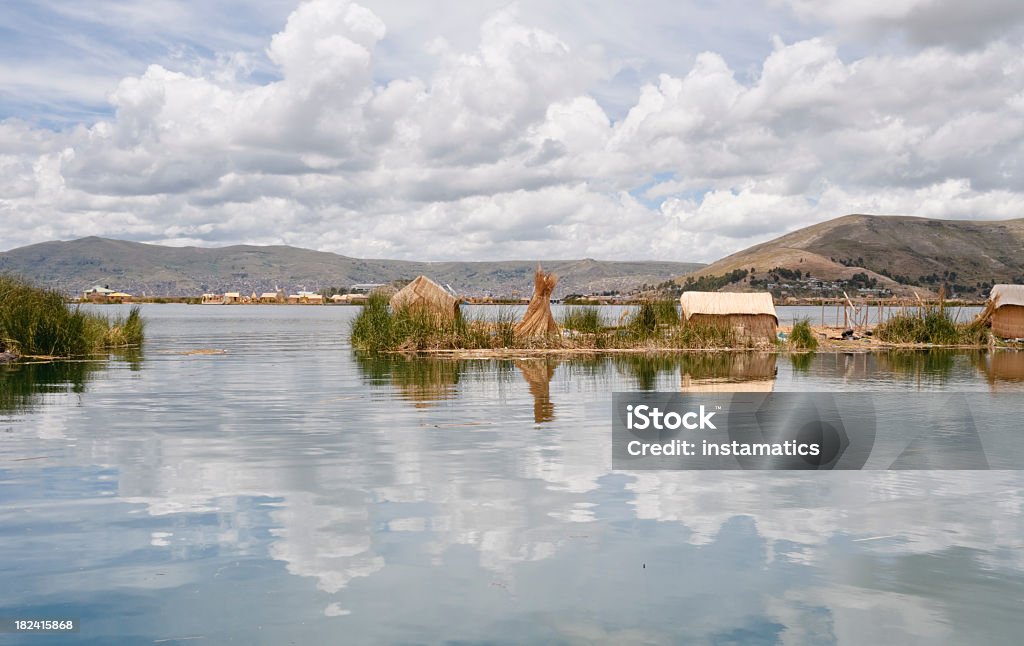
<box><xmin>330</xmin><ymin>293</ymin><xmax>367</xmax><ymax>304</ymax></box>
<box><xmin>350</xmin><ymin>283</ymin><xmax>386</xmax><ymax>293</ymax></box>
<box><xmin>82</xmin><ymin>285</ymin><xmax>115</xmax><ymax>302</ymax></box>
<box><xmin>287</xmin><ymin>291</ymin><xmax>324</xmax><ymax>304</ymax></box>
<box><xmin>201</xmin><ymin>292</ymin><xmax>244</xmax><ymax>304</ymax></box>
<box><xmin>82</xmin><ymin>286</ymin><xmax>133</xmax><ymax>303</ymax></box>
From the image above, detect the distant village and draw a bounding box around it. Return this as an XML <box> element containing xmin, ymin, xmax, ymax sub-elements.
<box><xmin>75</xmin><ymin>264</ymin><xmax>997</xmax><ymax>308</ymax></box>
<box><xmin>79</xmin><ymin>283</ymin><xmax>387</xmax><ymax>305</ymax></box>
<box><xmin>58</xmin><ymin>273</ymin><xmax>1024</xmax><ymax>343</ymax></box>
<box><xmin>77</xmin><ymin>281</ymin><xmax>549</xmax><ymax>305</ymax></box>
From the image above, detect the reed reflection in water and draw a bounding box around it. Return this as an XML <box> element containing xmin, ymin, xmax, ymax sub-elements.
<box><xmin>0</xmin><ymin>349</ymin><xmax>142</xmax><ymax>414</ymax></box>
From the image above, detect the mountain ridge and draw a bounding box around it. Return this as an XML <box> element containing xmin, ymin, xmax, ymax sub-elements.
<box><xmin>0</xmin><ymin>237</ymin><xmax>704</xmax><ymax>298</ymax></box>
<box><xmin>676</xmin><ymin>214</ymin><xmax>1024</xmax><ymax>297</ymax></box>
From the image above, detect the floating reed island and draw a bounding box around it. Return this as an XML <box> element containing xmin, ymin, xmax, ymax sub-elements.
<box><xmin>0</xmin><ymin>274</ymin><xmax>145</xmax><ymax>360</ymax></box>
<box><xmin>350</xmin><ymin>270</ymin><xmax>1019</xmax><ymax>355</ymax></box>
<box><xmin>352</xmin><ymin>269</ymin><xmax>781</xmax><ymax>354</ymax></box>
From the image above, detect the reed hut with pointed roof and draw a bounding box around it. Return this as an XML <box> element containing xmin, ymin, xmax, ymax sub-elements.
<box><xmin>680</xmin><ymin>291</ymin><xmax>778</xmax><ymax>341</ymax></box>
<box><xmin>515</xmin><ymin>267</ymin><xmax>559</xmax><ymax>337</ymax></box>
<box><xmin>988</xmin><ymin>284</ymin><xmax>1024</xmax><ymax>339</ymax></box>
<box><xmin>390</xmin><ymin>275</ymin><xmax>460</xmax><ymax>321</ymax></box>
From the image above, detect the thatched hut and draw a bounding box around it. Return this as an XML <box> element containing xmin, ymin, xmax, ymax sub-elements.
<box><xmin>390</xmin><ymin>275</ymin><xmax>460</xmax><ymax>321</ymax></box>
<box><xmin>989</xmin><ymin>285</ymin><xmax>1024</xmax><ymax>339</ymax></box>
<box><xmin>515</xmin><ymin>267</ymin><xmax>559</xmax><ymax>337</ymax></box>
<box><xmin>679</xmin><ymin>291</ymin><xmax>778</xmax><ymax>341</ymax></box>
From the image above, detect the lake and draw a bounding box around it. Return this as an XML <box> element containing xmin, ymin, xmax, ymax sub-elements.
<box><xmin>1</xmin><ymin>304</ymin><xmax>1023</xmax><ymax>644</ymax></box>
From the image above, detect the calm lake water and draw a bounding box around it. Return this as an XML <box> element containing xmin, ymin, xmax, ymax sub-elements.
<box><xmin>1</xmin><ymin>304</ymin><xmax>1023</xmax><ymax>644</ymax></box>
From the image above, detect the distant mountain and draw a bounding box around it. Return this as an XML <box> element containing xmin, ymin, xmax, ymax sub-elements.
<box><xmin>0</xmin><ymin>237</ymin><xmax>704</xmax><ymax>298</ymax></box>
<box><xmin>676</xmin><ymin>214</ymin><xmax>1024</xmax><ymax>297</ymax></box>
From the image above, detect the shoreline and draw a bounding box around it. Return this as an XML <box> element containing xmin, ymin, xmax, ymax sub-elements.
<box><xmin>369</xmin><ymin>342</ymin><xmax>1001</xmax><ymax>360</ymax></box>
<box><xmin>360</xmin><ymin>323</ymin><xmax>1012</xmax><ymax>358</ymax></box>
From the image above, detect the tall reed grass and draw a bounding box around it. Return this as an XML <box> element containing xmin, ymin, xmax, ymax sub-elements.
<box><xmin>788</xmin><ymin>318</ymin><xmax>818</xmax><ymax>351</ymax></box>
<box><xmin>0</xmin><ymin>274</ymin><xmax>145</xmax><ymax>356</ymax></box>
<box><xmin>875</xmin><ymin>305</ymin><xmax>987</xmax><ymax>346</ymax></box>
<box><xmin>560</xmin><ymin>306</ymin><xmax>602</xmax><ymax>333</ymax></box>
<box><xmin>350</xmin><ymin>293</ymin><xmax>528</xmax><ymax>352</ymax></box>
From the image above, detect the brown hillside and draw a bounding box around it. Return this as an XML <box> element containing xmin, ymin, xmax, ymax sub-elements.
<box><xmin>679</xmin><ymin>214</ymin><xmax>1024</xmax><ymax>297</ymax></box>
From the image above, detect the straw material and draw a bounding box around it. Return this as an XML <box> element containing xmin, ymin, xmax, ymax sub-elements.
<box><xmin>679</xmin><ymin>291</ymin><xmax>778</xmax><ymax>321</ymax></box>
<box><xmin>680</xmin><ymin>291</ymin><xmax>778</xmax><ymax>340</ymax></box>
<box><xmin>390</xmin><ymin>275</ymin><xmax>460</xmax><ymax>320</ymax></box>
<box><xmin>989</xmin><ymin>285</ymin><xmax>1024</xmax><ymax>339</ymax></box>
<box><xmin>515</xmin><ymin>267</ymin><xmax>560</xmax><ymax>337</ymax></box>
<box><xmin>991</xmin><ymin>284</ymin><xmax>1024</xmax><ymax>308</ymax></box>
<box><xmin>993</xmin><ymin>305</ymin><xmax>1024</xmax><ymax>339</ymax></box>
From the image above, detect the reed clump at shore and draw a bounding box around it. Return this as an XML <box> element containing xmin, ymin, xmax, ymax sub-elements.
<box><xmin>874</xmin><ymin>304</ymin><xmax>988</xmax><ymax>346</ymax></box>
<box><xmin>0</xmin><ymin>274</ymin><xmax>145</xmax><ymax>358</ymax></box>
<box><xmin>350</xmin><ymin>293</ymin><xmax>765</xmax><ymax>353</ymax></box>
<box><xmin>788</xmin><ymin>318</ymin><xmax>818</xmax><ymax>351</ymax></box>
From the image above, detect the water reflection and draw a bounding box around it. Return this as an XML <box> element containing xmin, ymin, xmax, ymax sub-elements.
<box><xmin>5</xmin><ymin>306</ymin><xmax>1024</xmax><ymax>644</ymax></box>
<box><xmin>785</xmin><ymin>349</ymin><xmax>991</xmax><ymax>391</ymax></box>
<box><xmin>681</xmin><ymin>352</ymin><xmax>777</xmax><ymax>392</ymax></box>
<box><xmin>514</xmin><ymin>358</ymin><xmax>557</xmax><ymax>422</ymax></box>
<box><xmin>0</xmin><ymin>359</ymin><xmax>105</xmax><ymax>413</ymax></box>
<box><xmin>977</xmin><ymin>351</ymin><xmax>1024</xmax><ymax>391</ymax></box>
<box><xmin>352</xmin><ymin>351</ymin><xmax>790</xmax><ymax>414</ymax></box>
<box><xmin>611</xmin><ymin>354</ymin><xmax>686</xmax><ymax>391</ymax></box>
<box><xmin>879</xmin><ymin>349</ymin><xmax>959</xmax><ymax>382</ymax></box>
<box><xmin>354</xmin><ymin>352</ymin><xmax>465</xmax><ymax>407</ymax></box>
<box><xmin>790</xmin><ymin>351</ymin><xmax>815</xmax><ymax>373</ymax></box>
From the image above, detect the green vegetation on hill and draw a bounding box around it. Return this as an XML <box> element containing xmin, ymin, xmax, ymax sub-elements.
<box><xmin>677</xmin><ymin>269</ymin><xmax>749</xmax><ymax>293</ymax></box>
<box><xmin>0</xmin><ymin>274</ymin><xmax>145</xmax><ymax>356</ymax></box>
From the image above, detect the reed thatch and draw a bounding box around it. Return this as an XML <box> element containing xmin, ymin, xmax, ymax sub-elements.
<box><xmin>515</xmin><ymin>267</ymin><xmax>559</xmax><ymax>337</ymax></box>
<box><xmin>679</xmin><ymin>291</ymin><xmax>778</xmax><ymax>340</ymax></box>
<box><xmin>390</xmin><ymin>275</ymin><xmax>460</xmax><ymax>320</ymax></box>
<box><xmin>989</xmin><ymin>284</ymin><xmax>1024</xmax><ymax>339</ymax></box>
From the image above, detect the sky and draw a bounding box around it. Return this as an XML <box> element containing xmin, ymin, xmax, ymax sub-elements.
<box><xmin>2</xmin><ymin>0</ymin><xmax>1024</xmax><ymax>262</ymax></box>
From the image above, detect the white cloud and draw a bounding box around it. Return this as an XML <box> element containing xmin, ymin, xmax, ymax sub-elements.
<box><xmin>783</xmin><ymin>0</ymin><xmax>1024</xmax><ymax>49</ymax></box>
<box><xmin>1</xmin><ymin>0</ymin><xmax>1023</xmax><ymax>262</ymax></box>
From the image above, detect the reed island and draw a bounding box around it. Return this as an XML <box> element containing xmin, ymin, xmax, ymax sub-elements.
<box><xmin>350</xmin><ymin>269</ymin><xmax>1008</xmax><ymax>356</ymax></box>
<box><xmin>0</xmin><ymin>274</ymin><xmax>145</xmax><ymax>360</ymax></box>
